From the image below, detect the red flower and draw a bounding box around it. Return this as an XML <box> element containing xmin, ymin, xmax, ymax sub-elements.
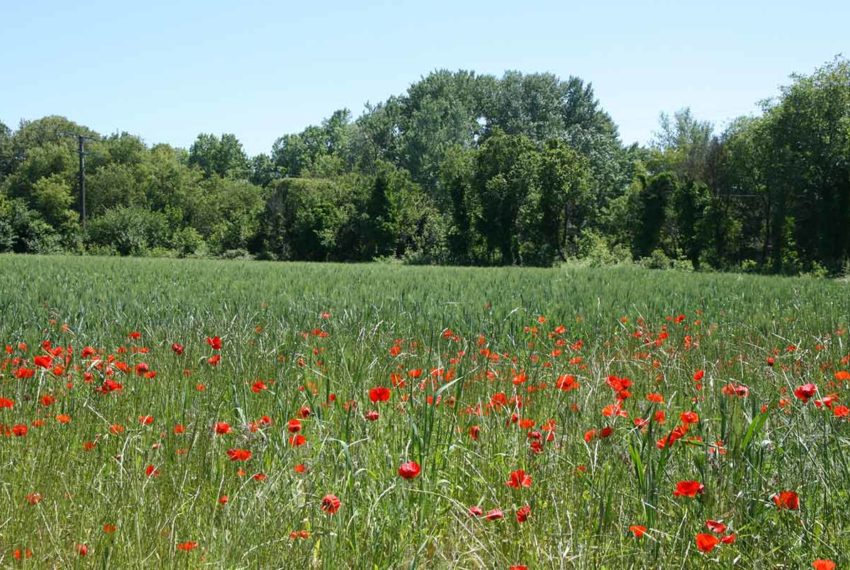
<box><xmin>0</xmin><ymin>397</ymin><xmax>14</xmax><ymax>409</ymax></box>
<box><xmin>398</xmin><ymin>461</ymin><xmax>421</xmax><ymax>480</ymax></box>
<box><xmin>705</xmin><ymin>520</ymin><xmax>727</xmax><ymax>534</ymax></box>
<box><xmin>251</xmin><ymin>380</ymin><xmax>268</xmax><ymax>393</ymax></box>
<box><xmin>287</xmin><ymin>419</ymin><xmax>302</xmax><ymax>433</ymax></box>
<box><xmin>226</xmin><ymin>448</ymin><xmax>252</xmax><ymax>461</ymax></box>
<box><xmin>506</xmin><ymin>469</ymin><xmax>532</xmax><ymax>489</ymax></box>
<box><xmin>695</xmin><ymin>533</ymin><xmax>720</xmax><ymax>553</ymax></box>
<box><xmin>176</xmin><ymin>541</ymin><xmax>198</xmax><ymax>552</ymax></box>
<box><xmin>208</xmin><ymin>354</ymin><xmax>221</xmax><ymax>366</ymax></box>
<box><xmin>812</xmin><ymin>560</ymin><xmax>836</xmax><ymax>570</ymax></box>
<box><xmin>365</xmin><ymin>410</ymin><xmax>379</xmax><ymax>421</ymax></box>
<box><xmin>214</xmin><ymin>422</ymin><xmax>231</xmax><ymax>435</ymax></box>
<box><xmin>145</xmin><ymin>465</ymin><xmax>160</xmax><ymax>477</ymax></box>
<box><xmin>773</xmin><ymin>490</ymin><xmax>800</xmax><ymax>510</ymax></box>
<box><xmin>468</xmin><ymin>505</ymin><xmax>483</xmax><ymax>517</ymax></box>
<box><xmin>171</xmin><ymin>343</ymin><xmax>184</xmax><ymax>355</ymax></box>
<box><xmin>680</xmin><ymin>411</ymin><xmax>699</xmax><ymax>425</ymax></box>
<box><xmin>673</xmin><ymin>480</ymin><xmax>704</xmax><ymax>498</ymax></box>
<box><xmin>555</xmin><ymin>374</ymin><xmax>579</xmax><ymax>391</ymax></box>
<box><xmin>484</xmin><ymin>508</ymin><xmax>504</xmax><ymax>521</ymax></box>
<box><xmin>794</xmin><ymin>384</ymin><xmax>817</xmax><ymax>403</ymax></box>
<box><xmin>321</xmin><ymin>494</ymin><xmax>341</xmax><ymax>514</ymax></box>
<box><xmin>76</xmin><ymin>544</ymin><xmax>88</xmax><ymax>557</ymax></box>
<box><xmin>515</xmin><ymin>505</ymin><xmax>531</xmax><ymax>523</ymax></box>
<box><xmin>12</xmin><ymin>424</ymin><xmax>28</xmax><ymax>437</ymax></box>
<box><xmin>629</xmin><ymin>525</ymin><xmax>647</xmax><ymax>538</ymax></box>
<box><xmin>289</xmin><ymin>434</ymin><xmax>307</xmax><ymax>447</ymax></box>
<box><xmin>206</xmin><ymin>336</ymin><xmax>222</xmax><ymax>350</ymax></box>
<box><xmin>369</xmin><ymin>386</ymin><xmax>391</xmax><ymax>403</ymax></box>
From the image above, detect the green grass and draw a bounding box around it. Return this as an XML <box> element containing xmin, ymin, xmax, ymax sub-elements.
<box><xmin>1</xmin><ymin>254</ymin><xmax>849</xmax><ymax>569</ymax></box>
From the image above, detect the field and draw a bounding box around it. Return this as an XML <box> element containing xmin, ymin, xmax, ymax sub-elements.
<box><xmin>1</xmin><ymin>255</ymin><xmax>849</xmax><ymax>569</ymax></box>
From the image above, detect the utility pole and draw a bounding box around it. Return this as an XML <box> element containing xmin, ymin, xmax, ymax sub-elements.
<box><xmin>77</xmin><ymin>135</ymin><xmax>86</xmax><ymax>228</ymax></box>
<box><xmin>60</xmin><ymin>132</ymin><xmax>97</xmax><ymax>228</ymax></box>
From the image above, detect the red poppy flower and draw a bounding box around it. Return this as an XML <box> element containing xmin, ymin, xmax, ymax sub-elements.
<box><xmin>214</xmin><ymin>422</ymin><xmax>231</xmax><ymax>435</ymax></box>
<box><xmin>695</xmin><ymin>533</ymin><xmax>720</xmax><ymax>553</ymax></box>
<box><xmin>794</xmin><ymin>384</ymin><xmax>817</xmax><ymax>403</ymax></box>
<box><xmin>516</xmin><ymin>505</ymin><xmax>531</xmax><ymax>523</ymax></box>
<box><xmin>484</xmin><ymin>508</ymin><xmax>504</xmax><ymax>521</ymax></box>
<box><xmin>321</xmin><ymin>494</ymin><xmax>341</xmax><ymax>514</ymax></box>
<box><xmin>721</xmin><ymin>533</ymin><xmax>736</xmax><ymax>544</ymax></box>
<box><xmin>145</xmin><ymin>465</ymin><xmax>160</xmax><ymax>477</ymax></box>
<box><xmin>673</xmin><ymin>480</ymin><xmax>704</xmax><ymax>498</ymax></box>
<box><xmin>287</xmin><ymin>419</ymin><xmax>302</xmax><ymax>433</ymax></box>
<box><xmin>369</xmin><ymin>386</ymin><xmax>391</xmax><ymax>403</ymax></box>
<box><xmin>506</xmin><ymin>469</ymin><xmax>532</xmax><ymax>489</ymax></box>
<box><xmin>773</xmin><ymin>490</ymin><xmax>800</xmax><ymax>510</ymax></box>
<box><xmin>629</xmin><ymin>525</ymin><xmax>647</xmax><ymax>538</ymax></box>
<box><xmin>398</xmin><ymin>461</ymin><xmax>421</xmax><ymax>480</ymax></box>
<box><xmin>365</xmin><ymin>410</ymin><xmax>379</xmax><ymax>421</ymax></box>
<box><xmin>206</xmin><ymin>336</ymin><xmax>222</xmax><ymax>350</ymax></box>
<box><xmin>468</xmin><ymin>505</ymin><xmax>483</xmax><ymax>517</ymax></box>
<box><xmin>680</xmin><ymin>411</ymin><xmax>699</xmax><ymax>425</ymax></box>
<box><xmin>171</xmin><ymin>343</ymin><xmax>184</xmax><ymax>355</ymax></box>
<box><xmin>176</xmin><ymin>541</ymin><xmax>198</xmax><ymax>552</ymax></box>
<box><xmin>0</xmin><ymin>397</ymin><xmax>14</xmax><ymax>409</ymax></box>
<box><xmin>510</xmin><ymin>566</ymin><xmax>528</xmax><ymax>570</ymax></box>
<box><xmin>251</xmin><ymin>380</ymin><xmax>268</xmax><ymax>393</ymax></box>
<box><xmin>103</xmin><ymin>524</ymin><xmax>116</xmax><ymax>534</ymax></box>
<box><xmin>25</xmin><ymin>492</ymin><xmax>42</xmax><ymax>505</ymax></box>
<box><xmin>706</xmin><ymin>520</ymin><xmax>726</xmax><ymax>534</ymax></box>
<box><xmin>226</xmin><ymin>448</ymin><xmax>252</xmax><ymax>461</ymax></box>
<box><xmin>76</xmin><ymin>544</ymin><xmax>88</xmax><ymax>557</ymax></box>
<box><xmin>12</xmin><ymin>424</ymin><xmax>28</xmax><ymax>437</ymax></box>
<box><xmin>555</xmin><ymin>374</ymin><xmax>579</xmax><ymax>391</ymax></box>
<box><xmin>812</xmin><ymin>560</ymin><xmax>836</xmax><ymax>570</ymax></box>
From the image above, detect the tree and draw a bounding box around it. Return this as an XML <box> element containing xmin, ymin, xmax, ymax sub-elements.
<box><xmin>188</xmin><ymin>133</ymin><xmax>249</xmax><ymax>179</ymax></box>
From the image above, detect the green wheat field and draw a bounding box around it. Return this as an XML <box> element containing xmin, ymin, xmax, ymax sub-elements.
<box><xmin>1</xmin><ymin>254</ymin><xmax>849</xmax><ymax>569</ymax></box>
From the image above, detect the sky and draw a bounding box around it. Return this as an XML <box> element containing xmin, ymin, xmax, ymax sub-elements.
<box><xmin>2</xmin><ymin>0</ymin><xmax>848</xmax><ymax>155</ymax></box>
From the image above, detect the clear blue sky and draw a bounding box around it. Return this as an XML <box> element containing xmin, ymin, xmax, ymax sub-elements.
<box><xmin>2</xmin><ymin>0</ymin><xmax>847</xmax><ymax>155</ymax></box>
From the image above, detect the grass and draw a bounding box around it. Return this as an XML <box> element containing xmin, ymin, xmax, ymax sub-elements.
<box><xmin>1</xmin><ymin>254</ymin><xmax>849</xmax><ymax>569</ymax></box>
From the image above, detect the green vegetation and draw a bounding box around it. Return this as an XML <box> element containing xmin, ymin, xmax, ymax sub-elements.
<box><xmin>2</xmin><ymin>57</ymin><xmax>850</xmax><ymax>274</ymax></box>
<box><xmin>1</xmin><ymin>255</ymin><xmax>849</xmax><ymax>568</ymax></box>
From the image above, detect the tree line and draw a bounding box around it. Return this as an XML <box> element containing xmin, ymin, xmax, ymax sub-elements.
<box><xmin>1</xmin><ymin>57</ymin><xmax>848</xmax><ymax>274</ymax></box>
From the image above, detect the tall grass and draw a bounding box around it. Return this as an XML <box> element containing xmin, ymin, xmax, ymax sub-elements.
<box><xmin>0</xmin><ymin>254</ymin><xmax>848</xmax><ymax>568</ymax></box>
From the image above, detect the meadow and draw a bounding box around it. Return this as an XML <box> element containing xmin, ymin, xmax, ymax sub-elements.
<box><xmin>1</xmin><ymin>254</ymin><xmax>849</xmax><ymax>569</ymax></box>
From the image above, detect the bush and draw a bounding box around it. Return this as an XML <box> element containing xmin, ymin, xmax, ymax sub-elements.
<box><xmin>639</xmin><ymin>249</ymin><xmax>673</xmax><ymax>270</ymax></box>
<box><xmin>86</xmin><ymin>206</ymin><xmax>170</xmax><ymax>256</ymax></box>
<box><xmin>172</xmin><ymin>226</ymin><xmax>206</xmax><ymax>258</ymax></box>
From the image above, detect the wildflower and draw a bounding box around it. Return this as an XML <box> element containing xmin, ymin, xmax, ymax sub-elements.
<box><xmin>321</xmin><ymin>494</ymin><xmax>341</xmax><ymax>514</ymax></box>
<box><xmin>794</xmin><ymin>384</ymin><xmax>817</xmax><ymax>403</ymax></box>
<box><xmin>695</xmin><ymin>533</ymin><xmax>720</xmax><ymax>553</ymax></box>
<box><xmin>629</xmin><ymin>525</ymin><xmax>647</xmax><ymax>538</ymax></box>
<box><xmin>226</xmin><ymin>449</ymin><xmax>252</xmax><ymax>461</ymax></box>
<box><xmin>516</xmin><ymin>505</ymin><xmax>531</xmax><ymax>523</ymax></box>
<box><xmin>176</xmin><ymin>541</ymin><xmax>198</xmax><ymax>552</ymax></box>
<box><xmin>673</xmin><ymin>480</ymin><xmax>704</xmax><ymax>498</ymax></box>
<box><xmin>369</xmin><ymin>386</ymin><xmax>391</xmax><ymax>403</ymax></box>
<box><xmin>773</xmin><ymin>490</ymin><xmax>800</xmax><ymax>510</ymax></box>
<box><xmin>506</xmin><ymin>469</ymin><xmax>532</xmax><ymax>489</ymax></box>
<box><xmin>484</xmin><ymin>508</ymin><xmax>504</xmax><ymax>521</ymax></box>
<box><xmin>398</xmin><ymin>461</ymin><xmax>421</xmax><ymax>480</ymax></box>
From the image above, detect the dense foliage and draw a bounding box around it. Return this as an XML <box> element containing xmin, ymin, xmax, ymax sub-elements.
<box><xmin>2</xmin><ymin>58</ymin><xmax>849</xmax><ymax>273</ymax></box>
